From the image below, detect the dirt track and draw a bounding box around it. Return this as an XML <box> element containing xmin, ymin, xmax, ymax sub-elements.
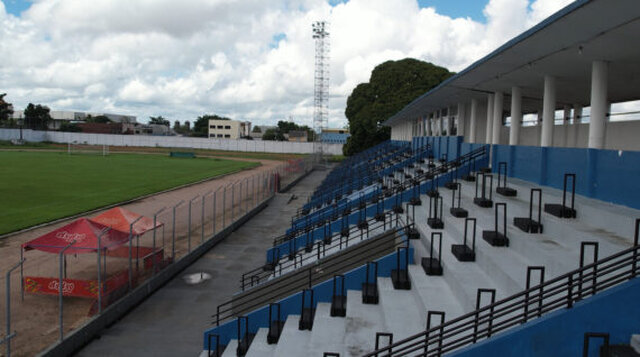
<box><xmin>0</xmin><ymin>157</ymin><xmax>301</xmax><ymax>357</ymax></box>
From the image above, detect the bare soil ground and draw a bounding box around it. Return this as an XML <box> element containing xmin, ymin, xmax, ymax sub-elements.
<box><xmin>0</xmin><ymin>156</ymin><xmax>305</xmax><ymax>357</ymax></box>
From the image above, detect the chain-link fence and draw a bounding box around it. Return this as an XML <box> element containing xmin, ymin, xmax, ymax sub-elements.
<box><xmin>0</xmin><ymin>155</ymin><xmax>316</xmax><ymax>356</ymax></box>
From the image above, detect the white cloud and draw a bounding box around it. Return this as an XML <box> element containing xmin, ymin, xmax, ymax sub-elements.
<box><xmin>0</xmin><ymin>0</ymin><xmax>575</xmax><ymax>126</ymax></box>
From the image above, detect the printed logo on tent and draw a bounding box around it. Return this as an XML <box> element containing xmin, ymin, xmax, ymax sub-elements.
<box><xmin>55</xmin><ymin>231</ymin><xmax>87</xmax><ymax>243</ymax></box>
<box><xmin>47</xmin><ymin>280</ymin><xmax>75</xmax><ymax>294</ymax></box>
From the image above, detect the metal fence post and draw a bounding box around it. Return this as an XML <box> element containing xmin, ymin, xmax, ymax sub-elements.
<box><xmin>214</xmin><ymin>188</ymin><xmax>221</xmax><ymax>235</ymax></box>
<box><xmin>188</xmin><ymin>195</ymin><xmax>199</xmax><ymax>253</ymax></box>
<box><xmin>238</xmin><ymin>180</ymin><xmax>242</xmax><ymax>217</ymax></box>
<box><xmin>59</xmin><ymin>241</ymin><xmax>75</xmax><ymax>341</ymax></box>
<box><xmin>152</xmin><ymin>207</ymin><xmax>167</xmax><ymax>275</ymax></box>
<box><xmin>19</xmin><ymin>249</ymin><xmax>24</xmax><ymax>302</ymax></box>
<box><xmin>223</xmin><ymin>186</ymin><xmax>227</xmax><ymax>229</ymax></box>
<box><xmin>245</xmin><ymin>178</ymin><xmax>249</xmax><ymax>214</ymax></box>
<box><xmin>171</xmin><ymin>200</ymin><xmax>184</xmax><ymax>262</ymax></box>
<box><xmin>5</xmin><ymin>258</ymin><xmax>25</xmax><ymax>357</ymax></box>
<box><xmin>128</xmin><ymin>216</ymin><xmax>143</xmax><ymax>291</ymax></box>
<box><xmin>202</xmin><ymin>190</ymin><xmax>212</xmax><ymax>245</ymax></box>
<box><xmin>231</xmin><ymin>183</ymin><xmax>235</xmax><ymax>223</ymax></box>
<box><xmin>96</xmin><ymin>228</ymin><xmax>109</xmax><ymax>314</ymax></box>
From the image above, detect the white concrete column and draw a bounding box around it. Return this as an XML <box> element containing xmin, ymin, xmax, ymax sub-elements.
<box><xmin>561</xmin><ymin>105</ymin><xmax>571</xmax><ymax>147</ymax></box>
<box><xmin>541</xmin><ymin>75</ymin><xmax>556</xmax><ymax>147</ymax></box>
<box><xmin>492</xmin><ymin>91</ymin><xmax>503</xmax><ymax>145</ymax></box>
<box><xmin>509</xmin><ymin>86</ymin><xmax>522</xmax><ymax>145</ymax></box>
<box><xmin>573</xmin><ymin>105</ymin><xmax>583</xmax><ymax>124</ymax></box>
<box><xmin>438</xmin><ymin>110</ymin><xmax>444</xmax><ymax>136</ymax></box>
<box><xmin>485</xmin><ymin>93</ymin><xmax>494</xmax><ymax>144</ymax></box>
<box><xmin>425</xmin><ymin>114</ymin><xmax>430</xmax><ymax>136</ymax></box>
<box><xmin>589</xmin><ymin>60</ymin><xmax>608</xmax><ymax>149</ymax></box>
<box><xmin>457</xmin><ymin>102</ymin><xmax>466</xmax><ymax>137</ymax></box>
<box><xmin>563</xmin><ymin>105</ymin><xmax>571</xmax><ymax>126</ymax></box>
<box><xmin>469</xmin><ymin>98</ymin><xmax>478</xmax><ymax>143</ymax></box>
<box><xmin>431</xmin><ymin>114</ymin><xmax>435</xmax><ymax>136</ymax></box>
<box><xmin>537</xmin><ymin>109</ymin><xmax>543</xmax><ymax>125</ymax></box>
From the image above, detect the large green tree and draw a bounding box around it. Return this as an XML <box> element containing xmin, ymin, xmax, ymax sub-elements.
<box><xmin>149</xmin><ymin>115</ymin><xmax>170</xmax><ymax>126</ymax></box>
<box><xmin>0</xmin><ymin>93</ymin><xmax>14</xmax><ymax>125</ymax></box>
<box><xmin>272</xmin><ymin>120</ymin><xmax>316</xmax><ymax>141</ymax></box>
<box><xmin>342</xmin><ymin>58</ymin><xmax>453</xmax><ymax>156</ymax></box>
<box><xmin>24</xmin><ymin>103</ymin><xmax>52</xmax><ymax>130</ymax></box>
<box><xmin>86</xmin><ymin>114</ymin><xmax>111</xmax><ymax>123</ymax></box>
<box><xmin>262</xmin><ymin>128</ymin><xmax>286</xmax><ymax>141</ymax></box>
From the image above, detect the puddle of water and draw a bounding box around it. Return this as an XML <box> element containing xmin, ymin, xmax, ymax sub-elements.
<box><xmin>183</xmin><ymin>272</ymin><xmax>212</xmax><ymax>285</ymax></box>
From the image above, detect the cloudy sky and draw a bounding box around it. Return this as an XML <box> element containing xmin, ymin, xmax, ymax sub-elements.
<box><xmin>0</xmin><ymin>0</ymin><xmax>575</xmax><ymax>127</ymax></box>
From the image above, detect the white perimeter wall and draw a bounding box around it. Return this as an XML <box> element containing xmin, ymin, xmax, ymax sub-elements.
<box><xmin>497</xmin><ymin>120</ymin><xmax>640</xmax><ymax>151</ymax></box>
<box><xmin>0</xmin><ymin>129</ymin><xmax>344</xmax><ymax>155</ymax></box>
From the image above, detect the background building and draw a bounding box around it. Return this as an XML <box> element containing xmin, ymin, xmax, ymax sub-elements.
<box><xmin>321</xmin><ymin>128</ymin><xmax>350</xmax><ymax>144</ymax></box>
<box><xmin>286</xmin><ymin>130</ymin><xmax>308</xmax><ymax>142</ymax></box>
<box><xmin>10</xmin><ymin>110</ymin><xmax>137</xmax><ymax>131</ymax></box>
<box><xmin>208</xmin><ymin>119</ymin><xmax>251</xmax><ymax>139</ymax></box>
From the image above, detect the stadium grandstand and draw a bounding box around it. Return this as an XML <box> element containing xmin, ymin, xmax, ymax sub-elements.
<box><xmin>201</xmin><ymin>0</ymin><xmax>640</xmax><ymax>356</ymax></box>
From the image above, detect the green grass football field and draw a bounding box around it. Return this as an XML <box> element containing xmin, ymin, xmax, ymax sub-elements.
<box><xmin>0</xmin><ymin>151</ymin><xmax>259</xmax><ymax>235</ymax></box>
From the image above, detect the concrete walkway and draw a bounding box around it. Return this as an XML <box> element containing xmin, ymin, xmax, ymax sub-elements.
<box><xmin>76</xmin><ymin>168</ymin><xmax>329</xmax><ymax>357</ymax></box>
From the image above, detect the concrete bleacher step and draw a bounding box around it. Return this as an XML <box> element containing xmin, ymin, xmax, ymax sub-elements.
<box><xmin>307</xmin><ymin>302</ymin><xmax>346</xmax><ymax>356</ymax></box>
<box><xmin>407</xmin><ymin>264</ymin><xmax>464</xmax><ymax>321</ymax></box>
<box><xmin>632</xmin><ymin>334</ymin><xmax>640</xmax><ymax>354</ymax></box>
<box><xmin>445</xmin><ymin>185</ymin><xmax>576</xmax><ymax>279</ymax></box>
<box><xmin>272</xmin><ymin>315</ymin><xmax>311</xmax><ymax>357</ymax></box>
<box><xmin>410</xmin><ymin>213</ymin><xmax>507</xmax><ymax>311</ymax></box>
<box><xmin>471</xmin><ymin>178</ymin><xmax>637</xmax><ymax>255</ymax></box>
<box><xmin>244</xmin><ymin>328</ymin><xmax>275</xmax><ymax>357</ymax></box>
<box><xmin>377</xmin><ymin>277</ymin><xmax>423</xmax><ymax>341</ymax></box>
<box><xmin>432</xmin><ymin>196</ymin><xmax>536</xmax><ymax>296</ymax></box>
<box><xmin>344</xmin><ymin>289</ymin><xmax>387</xmax><ymax>357</ymax></box>
<box><xmin>220</xmin><ymin>339</ymin><xmax>237</xmax><ymax>357</ymax></box>
<box><xmin>506</xmin><ymin>177</ymin><xmax>639</xmax><ymax>240</ymax></box>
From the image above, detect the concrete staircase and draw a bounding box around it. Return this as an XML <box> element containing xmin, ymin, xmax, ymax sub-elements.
<box><xmin>202</xmin><ymin>169</ymin><xmax>640</xmax><ymax>357</ymax></box>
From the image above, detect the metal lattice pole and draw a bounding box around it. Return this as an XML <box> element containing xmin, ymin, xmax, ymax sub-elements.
<box><xmin>312</xmin><ymin>20</ymin><xmax>330</xmax><ymax>159</ymax></box>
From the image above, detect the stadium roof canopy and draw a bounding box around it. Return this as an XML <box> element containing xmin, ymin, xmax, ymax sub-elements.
<box><xmin>384</xmin><ymin>0</ymin><xmax>640</xmax><ymax>126</ymax></box>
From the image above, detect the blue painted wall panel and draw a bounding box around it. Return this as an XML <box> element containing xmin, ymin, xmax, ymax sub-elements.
<box><xmin>593</xmin><ymin>149</ymin><xmax>640</xmax><ymax>209</ymax></box>
<box><xmin>450</xmin><ymin>278</ymin><xmax>640</xmax><ymax>357</ymax></box>
<box><xmin>492</xmin><ymin>144</ymin><xmax>640</xmax><ymax>210</ymax></box>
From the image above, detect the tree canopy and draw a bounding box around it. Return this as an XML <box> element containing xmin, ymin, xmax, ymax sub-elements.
<box><xmin>262</xmin><ymin>128</ymin><xmax>286</xmax><ymax>141</ymax></box>
<box><xmin>24</xmin><ymin>103</ymin><xmax>52</xmax><ymax>130</ymax></box>
<box><xmin>342</xmin><ymin>58</ymin><xmax>453</xmax><ymax>156</ymax></box>
<box><xmin>149</xmin><ymin>116</ymin><xmax>170</xmax><ymax>127</ymax></box>
<box><xmin>0</xmin><ymin>93</ymin><xmax>14</xmax><ymax>125</ymax></box>
<box><xmin>86</xmin><ymin>114</ymin><xmax>111</xmax><ymax>124</ymax></box>
<box><xmin>262</xmin><ymin>120</ymin><xmax>315</xmax><ymax>141</ymax></box>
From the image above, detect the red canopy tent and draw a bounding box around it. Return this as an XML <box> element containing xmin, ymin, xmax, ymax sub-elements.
<box><xmin>22</xmin><ymin>218</ymin><xmax>131</xmax><ymax>255</ymax></box>
<box><xmin>89</xmin><ymin>207</ymin><xmax>162</xmax><ymax>236</ymax></box>
<box><xmin>22</xmin><ymin>209</ymin><xmax>168</xmax><ymax>305</ymax></box>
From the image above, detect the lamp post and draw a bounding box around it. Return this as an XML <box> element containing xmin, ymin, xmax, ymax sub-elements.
<box><xmin>17</xmin><ymin>119</ymin><xmax>23</xmax><ymax>142</ymax></box>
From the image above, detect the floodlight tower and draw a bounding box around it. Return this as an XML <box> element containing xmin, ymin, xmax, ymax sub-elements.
<box><xmin>312</xmin><ymin>21</ymin><xmax>330</xmax><ymax>157</ymax></box>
